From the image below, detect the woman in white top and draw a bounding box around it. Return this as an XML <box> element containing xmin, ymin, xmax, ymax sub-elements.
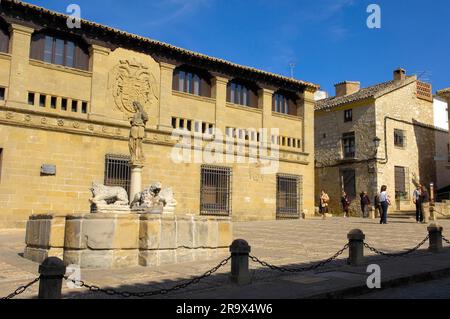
<box><xmin>379</xmin><ymin>185</ymin><xmax>390</xmax><ymax>224</ymax></box>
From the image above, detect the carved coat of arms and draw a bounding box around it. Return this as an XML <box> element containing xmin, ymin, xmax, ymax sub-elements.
<box><xmin>110</xmin><ymin>59</ymin><xmax>159</xmax><ymax>114</ymax></box>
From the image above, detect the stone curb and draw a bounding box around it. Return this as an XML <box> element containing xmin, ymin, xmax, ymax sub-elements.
<box><xmin>308</xmin><ymin>266</ymin><xmax>450</xmax><ymax>299</ymax></box>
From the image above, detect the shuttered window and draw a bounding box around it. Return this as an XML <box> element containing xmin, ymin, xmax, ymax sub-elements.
<box><xmin>227</xmin><ymin>81</ymin><xmax>258</xmax><ymax>108</ymax></box>
<box><xmin>173</xmin><ymin>67</ymin><xmax>211</xmax><ymax>97</ymax></box>
<box><xmin>272</xmin><ymin>91</ymin><xmax>298</xmax><ymax>116</ymax></box>
<box><xmin>30</xmin><ymin>33</ymin><xmax>89</xmax><ymax>70</ymax></box>
<box><xmin>395</xmin><ymin>166</ymin><xmax>409</xmax><ymax>199</ymax></box>
<box><xmin>342</xmin><ymin>132</ymin><xmax>356</xmax><ymax>158</ymax></box>
<box><xmin>0</xmin><ymin>22</ymin><xmax>9</xmax><ymax>53</ymax></box>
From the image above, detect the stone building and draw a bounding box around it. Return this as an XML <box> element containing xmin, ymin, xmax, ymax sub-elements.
<box><xmin>433</xmin><ymin>95</ymin><xmax>450</xmax><ymax>191</ymax></box>
<box><xmin>0</xmin><ymin>1</ymin><xmax>318</xmax><ymax>228</ymax></box>
<box><xmin>315</xmin><ymin>68</ymin><xmax>439</xmax><ymax>214</ymax></box>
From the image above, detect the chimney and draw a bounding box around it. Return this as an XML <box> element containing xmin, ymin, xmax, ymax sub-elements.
<box><xmin>393</xmin><ymin>68</ymin><xmax>406</xmax><ymax>82</ymax></box>
<box><xmin>334</xmin><ymin>81</ymin><xmax>360</xmax><ymax>97</ymax></box>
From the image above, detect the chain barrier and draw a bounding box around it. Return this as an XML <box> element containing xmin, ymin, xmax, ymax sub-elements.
<box><xmin>443</xmin><ymin>236</ymin><xmax>450</xmax><ymax>246</ymax></box>
<box><xmin>249</xmin><ymin>244</ymin><xmax>349</xmax><ymax>273</ymax></box>
<box><xmin>1</xmin><ymin>277</ymin><xmax>40</xmax><ymax>300</ymax></box>
<box><xmin>63</xmin><ymin>256</ymin><xmax>231</xmax><ymax>298</ymax></box>
<box><xmin>364</xmin><ymin>235</ymin><xmax>429</xmax><ymax>258</ymax></box>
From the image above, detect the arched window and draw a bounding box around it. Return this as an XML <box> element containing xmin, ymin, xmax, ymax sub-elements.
<box><xmin>272</xmin><ymin>90</ymin><xmax>299</xmax><ymax>116</ymax></box>
<box><xmin>172</xmin><ymin>66</ymin><xmax>211</xmax><ymax>97</ymax></box>
<box><xmin>0</xmin><ymin>20</ymin><xmax>10</xmax><ymax>53</ymax></box>
<box><xmin>30</xmin><ymin>31</ymin><xmax>90</xmax><ymax>70</ymax></box>
<box><xmin>227</xmin><ymin>80</ymin><xmax>259</xmax><ymax>108</ymax></box>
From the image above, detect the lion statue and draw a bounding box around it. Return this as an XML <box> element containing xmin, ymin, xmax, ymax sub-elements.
<box><xmin>131</xmin><ymin>182</ymin><xmax>177</xmax><ymax>214</ymax></box>
<box><xmin>90</xmin><ymin>182</ymin><xmax>129</xmax><ymax>206</ymax></box>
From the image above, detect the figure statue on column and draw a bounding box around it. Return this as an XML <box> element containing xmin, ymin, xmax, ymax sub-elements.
<box><xmin>129</xmin><ymin>101</ymin><xmax>149</xmax><ymax>164</ymax></box>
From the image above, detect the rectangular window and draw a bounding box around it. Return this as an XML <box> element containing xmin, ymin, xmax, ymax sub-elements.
<box><xmin>54</xmin><ymin>38</ymin><xmax>65</xmax><ymax>65</ymax></box>
<box><xmin>341</xmin><ymin>169</ymin><xmax>356</xmax><ymax>198</ymax></box>
<box><xmin>200</xmin><ymin>166</ymin><xmax>232</xmax><ymax>216</ymax></box>
<box><xmin>50</xmin><ymin>96</ymin><xmax>57</xmax><ymax>109</ymax></box>
<box><xmin>394</xmin><ymin>129</ymin><xmax>406</xmax><ymax>148</ymax></box>
<box><xmin>61</xmin><ymin>98</ymin><xmax>68</xmax><ymax>111</ymax></box>
<box><xmin>39</xmin><ymin>94</ymin><xmax>46</xmax><ymax>107</ymax></box>
<box><xmin>344</xmin><ymin>109</ymin><xmax>353</xmax><ymax>122</ymax></box>
<box><xmin>71</xmin><ymin>100</ymin><xmax>78</xmax><ymax>112</ymax></box>
<box><xmin>395</xmin><ymin>166</ymin><xmax>409</xmax><ymax>200</ymax></box>
<box><xmin>276</xmin><ymin>174</ymin><xmax>301</xmax><ymax>219</ymax></box>
<box><xmin>44</xmin><ymin>36</ymin><xmax>53</xmax><ymax>63</ymax></box>
<box><xmin>28</xmin><ymin>92</ymin><xmax>35</xmax><ymax>105</ymax></box>
<box><xmin>171</xmin><ymin>117</ymin><xmax>177</xmax><ymax>129</ymax></box>
<box><xmin>81</xmin><ymin>102</ymin><xmax>88</xmax><ymax>114</ymax></box>
<box><xmin>0</xmin><ymin>87</ymin><xmax>5</xmax><ymax>101</ymax></box>
<box><xmin>104</xmin><ymin>154</ymin><xmax>131</xmax><ymax>195</ymax></box>
<box><xmin>342</xmin><ymin>132</ymin><xmax>356</xmax><ymax>158</ymax></box>
<box><xmin>65</xmin><ymin>41</ymin><xmax>75</xmax><ymax>68</ymax></box>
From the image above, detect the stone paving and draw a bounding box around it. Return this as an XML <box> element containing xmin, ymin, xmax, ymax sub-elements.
<box><xmin>1</xmin><ymin>216</ymin><xmax>450</xmax><ymax>299</ymax></box>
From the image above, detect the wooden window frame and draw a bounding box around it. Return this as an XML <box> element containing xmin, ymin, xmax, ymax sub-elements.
<box><xmin>342</xmin><ymin>132</ymin><xmax>356</xmax><ymax>159</ymax></box>
<box><xmin>344</xmin><ymin>109</ymin><xmax>353</xmax><ymax>122</ymax></box>
<box><xmin>0</xmin><ymin>21</ymin><xmax>10</xmax><ymax>53</ymax></box>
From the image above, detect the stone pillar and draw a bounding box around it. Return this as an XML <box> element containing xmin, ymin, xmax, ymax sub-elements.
<box><xmin>7</xmin><ymin>24</ymin><xmax>34</xmax><ymax>107</ymax></box>
<box><xmin>88</xmin><ymin>45</ymin><xmax>111</xmax><ymax>121</ymax></box>
<box><xmin>427</xmin><ymin>223</ymin><xmax>443</xmax><ymax>253</ymax></box>
<box><xmin>230</xmin><ymin>239</ymin><xmax>251</xmax><ymax>285</ymax></box>
<box><xmin>260</xmin><ymin>88</ymin><xmax>274</xmax><ymax>135</ymax></box>
<box><xmin>38</xmin><ymin>257</ymin><xmax>66</xmax><ymax>299</ymax></box>
<box><xmin>129</xmin><ymin>164</ymin><xmax>143</xmax><ymax>202</ymax></box>
<box><xmin>158</xmin><ymin>62</ymin><xmax>176</xmax><ymax>131</ymax></box>
<box><xmin>212</xmin><ymin>76</ymin><xmax>229</xmax><ymax>132</ymax></box>
<box><xmin>347</xmin><ymin>229</ymin><xmax>365</xmax><ymax>266</ymax></box>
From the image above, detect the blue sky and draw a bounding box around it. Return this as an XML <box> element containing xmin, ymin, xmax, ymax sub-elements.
<box><xmin>24</xmin><ymin>0</ymin><xmax>450</xmax><ymax>95</ymax></box>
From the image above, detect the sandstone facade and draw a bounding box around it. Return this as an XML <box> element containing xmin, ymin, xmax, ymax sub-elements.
<box><xmin>315</xmin><ymin>72</ymin><xmax>440</xmax><ymax>214</ymax></box>
<box><xmin>0</xmin><ymin>2</ymin><xmax>318</xmax><ymax>228</ymax></box>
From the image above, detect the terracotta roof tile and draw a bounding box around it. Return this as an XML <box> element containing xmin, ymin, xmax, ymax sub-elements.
<box><xmin>315</xmin><ymin>76</ymin><xmax>416</xmax><ymax>111</ymax></box>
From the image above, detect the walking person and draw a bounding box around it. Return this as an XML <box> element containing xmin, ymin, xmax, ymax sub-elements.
<box><xmin>379</xmin><ymin>185</ymin><xmax>391</xmax><ymax>224</ymax></box>
<box><xmin>320</xmin><ymin>190</ymin><xmax>330</xmax><ymax>216</ymax></box>
<box><xmin>420</xmin><ymin>185</ymin><xmax>430</xmax><ymax>224</ymax></box>
<box><xmin>413</xmin><ymin>185</ymin><xmax>423</xmax><ymax>223</ymax></box>
<box><xmin>360</xmin><ymin>191</ymin><xmax>371</xmax><ymax>218</ymax></box>
<box><xmin>341</xmin><ymin>191</ymin><xmax>351</xmax><ymax>218</ymax></box>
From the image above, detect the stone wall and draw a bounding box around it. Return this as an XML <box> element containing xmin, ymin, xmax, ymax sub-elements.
<box><xmin>24</xmin><ymin>213</ymin><xmax>233</xmax><ymax>269</ymax></box>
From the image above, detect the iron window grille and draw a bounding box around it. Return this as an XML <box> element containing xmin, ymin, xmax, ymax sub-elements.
<box><xmin>276</xmin><ymin>174</ymin><xmax>302</xmax><ymax>219</ymax></box>
<box><xmin>342</xmin><ymin>132</ymin><xmax>356</xmax><ymax>158</ymax></box>
<box><xmin>200</xmin><ymin>165</ymin><xmax>232</xmax><ymax>217</ymax></box>
<box><xmin>104</xmin><ymin>154</ymin><xmax>131</xmax><ymax>195</ymax></box>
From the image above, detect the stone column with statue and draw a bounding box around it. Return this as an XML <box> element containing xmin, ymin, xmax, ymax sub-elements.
<box><xmin>129</xmin><ymin>101</ymin><xmax>148</xmax><ymax>203</ymax></box>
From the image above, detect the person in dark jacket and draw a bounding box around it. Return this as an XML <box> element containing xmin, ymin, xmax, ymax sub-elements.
<box><xmin>341</xmin><ymin>192</ymin><xmax>351</xmax><ymax>218</ymax></box>
<box><xmin>360</xmin><ymin>191</ymin><xmax>371</xmax><ymax>218</ymax></box>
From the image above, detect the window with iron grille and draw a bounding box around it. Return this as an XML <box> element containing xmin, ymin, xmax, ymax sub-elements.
<box><xmin>342</xmin><ymin>132</ymin><xmax>355</xmax><ymax>158</ymax></box>
<box><xmin>276</xmin><ymin>174</ymin><xmax>301</xmax><ymax>219</ymax></box>
<box><xmin>394</xmin><ymin>129</ymin><xmax>406</xmax><ymax>148</ymax></box>
<box><xmin>395</xmin><ymin>166</ymin><xmax>409</xmax><ymax>200</ymax></box>
<box><xmin>340</xmin><ymin>169</ymin><xmax>356</xmax><ymax>198</ymax></box>
<box><xmin>200</xmin><ymin>166</ymin><xmax>232</xmax><ymax>216</ymax></box>
<box><xmin>344</xmin><ymin>109</ymin><xmax>353</xmax><ymax>122</ymax></box>
<box><xmin>104</xmin><ymin>154</ymin><xmax>131</xmax><ymax>194</ymax></box>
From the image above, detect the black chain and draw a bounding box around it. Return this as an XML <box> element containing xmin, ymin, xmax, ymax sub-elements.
<box><xmin>64</xmin><ymin>256</ymin><xmax>231</xmax><ymax>298</ymax></box>
<box><xmin>364</xmin><ymin>235</ymin><xmax>429</xmax><ymax>258</ymax></box>
<box><xmin>443</xmin><ymin>236</ymin><xmax>450</xmax><ymax>245</ymax></box>
<box><xmin>249</xmin><ymin>244</ymin><xmax>349</xmax><ymax>273</ymax></box>
<box><xmin>1</xmin><ymin>277</ymin><xmax>40</xmax><ymax>300</ymax></box>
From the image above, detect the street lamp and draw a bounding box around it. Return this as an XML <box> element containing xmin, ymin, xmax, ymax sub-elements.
<box><xmin>373</xmin><ymin>137</ymin><xmax>381</xmax><ymax>157</ymax></box>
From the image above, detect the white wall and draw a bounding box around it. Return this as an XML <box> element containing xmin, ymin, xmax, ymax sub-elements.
<box><xmin>434</xmin><ymin>97</ymin><xmax>449</xmax><ymax>130</ymax></box>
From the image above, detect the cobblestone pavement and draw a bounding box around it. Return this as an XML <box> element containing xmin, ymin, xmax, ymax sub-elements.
<box><xmin>1</xmin><ymin>217</ymin><xmax>449</xmax><ymax>299</ymax></box>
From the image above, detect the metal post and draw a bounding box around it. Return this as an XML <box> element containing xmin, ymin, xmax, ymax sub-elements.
<box><xmin>427</xmin><ymin>223</ymin><xmax>443</xmax><ymax>253</ymax></box>
<box><xmin>38</xmin><ymin>257</ymin><xmax>66</xmax><ymax>299</ymax></box>
<box><xmin>230</xmin><ymin>239</ymin><xmax>251</xmax><ymax>285</ymax></box>
<box><xmin>347</xmin><ymin>229</ymin><xmax>365</xmax><ymax>266</ymax></box>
